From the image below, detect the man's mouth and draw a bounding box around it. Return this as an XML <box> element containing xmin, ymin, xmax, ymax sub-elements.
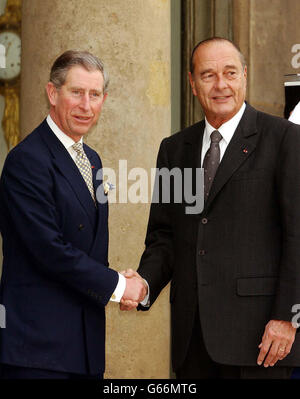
<box><xmin>212</xmin><ymin>95</ymin><xmax>231</xmax><ymax>101</ymax></box>
<box><xmin>73</xmin><ymin>115</ymin><xmax>93</xmax><ymax>121</ymax></box>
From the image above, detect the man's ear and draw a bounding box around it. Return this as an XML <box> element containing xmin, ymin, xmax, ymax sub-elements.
<box><xmin>46</xmin><ymin>82</ymin><xmax>58</xmax><ymax>106</ymax></box>
<box><xmin>243</xmin><ymin>66</ymin><xmax>247</xmax><ymax>90</ymax></box>
<box><xmin>103</xmin><ymin>92</ymin><xmax>108</xmax><ymax>103</ymax></box>
<box><xmin>188</xmin><ymin>72</ymin><xmax>197</xmax><ymax>97</ymax></box>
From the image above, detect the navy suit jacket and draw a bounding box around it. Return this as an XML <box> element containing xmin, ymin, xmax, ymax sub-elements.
<box><xmin>0</xmin><ymin>119</ymin><xmax>118</xmax><ymax>374</ymax></box>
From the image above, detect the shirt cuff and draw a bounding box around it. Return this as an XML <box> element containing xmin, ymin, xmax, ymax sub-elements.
<box><xmin>140</xmin><ymin>279</ymin><xmax>150</xmax><ymax>307</ymax></box>
<box><xmin>110</xmin><ymin>273</ymin><xmax>126</xmax><ymax>302</ymax></box>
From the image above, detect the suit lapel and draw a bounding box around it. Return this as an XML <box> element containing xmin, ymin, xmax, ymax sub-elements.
<box><xmin>205</xmin><ymin>104</ymin><xmax>259</xmax><ymax>210</ymax></box>
<box><xmin>84</xmin><ymin>144</ymin><xmax>101</xmax><ymax>196</ymax></box>
<box><xmin>183</xmin><ymin>120</ymin><xmax>205</xmax><ymax>169</ymax></box>
<box><xmin>183</xmin><ymin>121</ymin><xmax>205</xmax><ymax>213</ymax></box>
<box><xmin>38</xmin><ymin>120</ymin><xmax>97</xmax><ymax>229</ymax></box>
<box><xmin>84</xmin><ymin>144</ymin><xmax>110</xmax><ymax>256</ymax></box>
<box><xmin>84</xmin><ymin>144</ymin><xmax>104</xmax><ymax>225</ymax></box>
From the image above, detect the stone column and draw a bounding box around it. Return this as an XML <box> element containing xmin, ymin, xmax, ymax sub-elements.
<box><xmin>21</xmin><ymin>0</ymin><xmax>171</xmax><ymax>378</ymax></box>
<box><xmin>233</xmin><ymin>0</ymin><xmax>300</xmax><ymax>117</ymax></box>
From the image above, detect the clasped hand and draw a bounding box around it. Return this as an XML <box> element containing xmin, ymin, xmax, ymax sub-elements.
<box><xmin>120</xmin><ymin>269</ymin><xmax>148</xmax><ymax>311</ymax></box>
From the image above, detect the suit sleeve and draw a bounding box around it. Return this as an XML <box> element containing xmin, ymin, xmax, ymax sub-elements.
<box><xmin>137</xmin><ymin>138</ymin><xmax>175</xmax><ymax>308</ymax></box>
<box><xmin>271</xmin><ymin>122</ymin><xmax>300</xmax><ymax>322</ymax></box>
<box><xmin>0</xmin><ymin>147</ymin><xmax>118</xmax><ymax>307</ymax></box>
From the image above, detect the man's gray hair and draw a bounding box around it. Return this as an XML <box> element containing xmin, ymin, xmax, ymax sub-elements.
<box><xmin>50</xmin><ymin>50</ymin><xmax>109</xmax><ymax>93</ymax></box>
<box><xmin>190</xmin><ymin>37</ymin><xmax>247</xmax><ymax>74</ymax></box>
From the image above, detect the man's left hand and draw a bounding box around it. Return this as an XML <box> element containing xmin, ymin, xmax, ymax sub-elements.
<box><xmin>257</xmin><ymin>320</ymin><xmax>296</xmax><ymax>367</ymax></box>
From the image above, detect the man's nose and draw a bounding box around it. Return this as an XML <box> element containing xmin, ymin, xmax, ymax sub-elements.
<box><xmin>79</xmin><ymin>93</ymin><xmax>91</xmax><ymax>111</ymax></box>
<box><xmin>214</xmin><ymin>74</ymin><xmax>228</xmax><ymax>90</ymax></box>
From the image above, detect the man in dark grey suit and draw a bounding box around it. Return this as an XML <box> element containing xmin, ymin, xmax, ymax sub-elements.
<box><xmin>121</xmin><ymin>37</ymin><xmax>300</xmax><ymax>379</ymax></box>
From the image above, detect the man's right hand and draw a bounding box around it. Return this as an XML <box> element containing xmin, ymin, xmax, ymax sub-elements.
<box><xmin>120</xmin><ymin>269</ymin><xmax>148</xmax><ymax>311</ymax></box>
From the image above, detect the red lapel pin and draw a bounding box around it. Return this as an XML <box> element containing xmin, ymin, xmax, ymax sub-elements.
<box><xmin>242</xmin><ymin>148</ymin><xmax>248</xmax><ymax>154</ymax></box>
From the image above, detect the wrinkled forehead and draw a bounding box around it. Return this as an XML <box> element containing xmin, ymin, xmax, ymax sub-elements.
<box><xmin>64</xmin><ymin>65</ymin><xmax>104</xmax><ymax>88</ymax></box>
<box><xmin>193</xmin><ymin>42</ymin><xmax>243</xmax><ymax>71</ymax></box>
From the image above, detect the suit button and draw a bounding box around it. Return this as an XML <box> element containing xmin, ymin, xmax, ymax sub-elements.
<box><xmin>78</xmin><ymin>224</ymin><xmax>84</xmax><ymax>231</ymax></box>
<box><xmin>198</xmin><ymin>249</ymin><xmax>206</xmax><ymax>256</ymax></box>
<box><xmin>201</xmin><ymin>218</ymin><xmax>208</xmax><ymax>224</ymax></box>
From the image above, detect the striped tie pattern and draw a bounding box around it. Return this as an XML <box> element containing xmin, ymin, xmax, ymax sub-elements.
<box><xmin>72</xmin><ymin>142</ymin><xmax>96</xmax><ymax>205</ymax></box>
<box><xmin>203</xmin><ymin>130</ymin><xmax>222</xmax><ymax>201</ymax></box>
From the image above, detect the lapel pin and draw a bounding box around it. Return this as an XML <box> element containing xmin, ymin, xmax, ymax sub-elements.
<box><xmin>242</xmin><ymin>148</ymin><xmax>248</xmax><ymax>154</ymax></box>
<box><xmin>104</xmin><ymin>181</ymin><xmax>115</xmax><ymax>195</ymax></box>
<box><xmin>91</xmin><ymin>165</ymin><xmax>95</xmax><ymax>169</ymax></box>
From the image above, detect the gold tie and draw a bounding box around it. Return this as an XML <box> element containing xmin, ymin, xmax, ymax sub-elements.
<box><xmin>72</xmin><ymin>142</ymin><xmax>96</xmax><ymax>205</ymax></box>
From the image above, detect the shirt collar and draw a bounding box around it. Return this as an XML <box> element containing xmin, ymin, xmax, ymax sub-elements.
<box><xmin>204</xmin><ymin>102</ymin><xmax>246</xmax><ymax>144</ymax></box>
<box><xmin>46</xmin><ymin>114</ymin><xmax>83</xmax><ymax>151</ymax></box>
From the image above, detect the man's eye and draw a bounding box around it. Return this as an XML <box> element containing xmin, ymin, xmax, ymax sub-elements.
<box><xmin>227</xmin><ymin>71</ymin><xmax>237</xmax><ymax>78</ymax></box>
<box><xmin>202</xmin><ymin>73</ymin><xmax>214</xmax><ymax>81</ymax></box>
<box><xmin>72</xmin><ymin>90</ymin><xmax>81</xmax><ymax>95</ymax></box>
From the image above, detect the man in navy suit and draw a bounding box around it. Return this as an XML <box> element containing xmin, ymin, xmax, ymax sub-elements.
<box><xmin>0</xmin><ymin>50</ymin><xmax>146</xmax><ymax>379</ymax></box>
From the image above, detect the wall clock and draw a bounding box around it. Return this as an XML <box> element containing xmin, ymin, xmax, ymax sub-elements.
<box><xmin>0</xmin><ymin>0</ymin><xmax>21</xmax><ymax>149</ymax></box>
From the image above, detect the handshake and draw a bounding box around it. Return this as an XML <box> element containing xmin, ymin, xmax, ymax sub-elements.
<box><xmin>120</xmin><ymin>269</ymin><xmax>148</xmax><ymax>311</ymax></box>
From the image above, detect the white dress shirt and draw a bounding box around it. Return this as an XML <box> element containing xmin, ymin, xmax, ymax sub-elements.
<box><xmin>201</xmin><ymin>102</ymin><xmax>246</xmax><ymax>166</ymax></box>
<box><xmin>288</xmin><ymin>101</ymin><xmax>300</xmax><ymax>125</ymax></box>
<box><xmin>46</xmin><ymin>115</ymin><xmax>126</xmax><ymax>302</ymax></box>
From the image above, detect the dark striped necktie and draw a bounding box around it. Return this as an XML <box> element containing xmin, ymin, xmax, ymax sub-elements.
<box><xmin>202</xmin><ymin>130</ymin><xmax>222</xmax><ymax>201</ymax></box>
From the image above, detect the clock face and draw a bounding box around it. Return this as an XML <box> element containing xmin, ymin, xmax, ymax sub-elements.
<box><xmin>0</xmin><ymin>30</ymin><xmax>21</xmax><ymax>81</ymax></box>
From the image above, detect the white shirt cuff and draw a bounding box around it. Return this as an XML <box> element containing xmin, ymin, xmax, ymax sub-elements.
<box><xmin>110</xmin><ymin>273</ymin><xmax>126</xmax><ymax>302</ymax></box>
<box><xmin>140</xmin><ymin>279</ymin><xmax>150</xmax><ymax>307</ymax></box>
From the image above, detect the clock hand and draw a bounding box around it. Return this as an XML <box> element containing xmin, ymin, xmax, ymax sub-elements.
<box><xmin>6</xmin><ymin>41</ymin><xmax>12</xmax><ymax>54</ymax></box>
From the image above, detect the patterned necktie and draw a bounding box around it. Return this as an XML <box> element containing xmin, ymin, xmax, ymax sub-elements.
<box><xmin>72</xmin><ymin>142</ymin><xmax>96</xmax><ymax>205</ymax></box>
<box><xmin>202</xmin><ymin>130</ymin><xmax>222</xmax><ymax>201</ymax></box>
